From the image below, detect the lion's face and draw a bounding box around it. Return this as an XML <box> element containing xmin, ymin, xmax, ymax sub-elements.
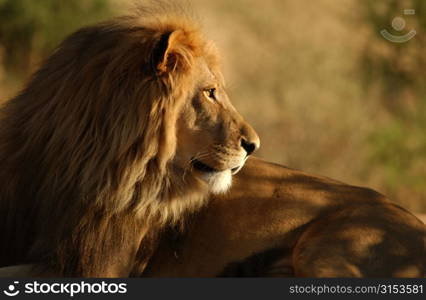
<box><xmin>174</xmin><ymin>58</ymin><xmax>259</xmax><ymax>194</ymax></box>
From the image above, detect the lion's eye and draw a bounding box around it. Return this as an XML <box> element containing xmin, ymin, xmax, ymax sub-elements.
<box><xmin>204</xmin><ymin>88</ymin><xmax>217</xmax><ymax>101</ymax></box>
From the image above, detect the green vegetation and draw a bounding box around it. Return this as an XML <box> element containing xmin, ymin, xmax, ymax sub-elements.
<box><xmin>361</xmin><ymin>0</ymin><xmax>426</xmax><ymax>211</ymax></box>
<box><xmin>0</xmin><ymin>0</ymin><xmax>111</xmax><ymax>76</ymax></box>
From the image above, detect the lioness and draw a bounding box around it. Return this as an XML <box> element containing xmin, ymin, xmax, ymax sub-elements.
<box><xmin>0</xmin><ymin>157</ymin><xmax>424</xmax><ymax>277</ymax></box>
<box><xmin>144</xmin><ymin>157</ymin><xmax>426</xmax><ymax>277</ymax></box>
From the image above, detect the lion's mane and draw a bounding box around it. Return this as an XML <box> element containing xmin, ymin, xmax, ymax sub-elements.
<box><xmin>0</xmin><ymin>8</ymin><xmax>216</xmax><ymax>276</ymax></box>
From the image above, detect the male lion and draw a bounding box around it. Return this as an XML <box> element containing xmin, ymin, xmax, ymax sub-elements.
<box><xmin>0</xmin><ymin>9</ymin><xmax>259</xmax><ymax>277</ymax></box>
<box><xmin>145</xmin><ymin>157</ymin><xmax>426</xmax><ymax>277</ymax></box>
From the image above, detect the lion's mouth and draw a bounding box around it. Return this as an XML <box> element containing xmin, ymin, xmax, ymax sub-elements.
<box><xmin>192</xmin><ymin>159</ymin><xmax>242</xmax><ymax>175</ymax></box>
<box><xmin>192</xmin><ymin>159</ymin><xmax>218</xmax><ymax>173</ymax></box>
<box><xmin>231</xmin><ymin>165</ymin><xmax>242</xmax><ymax>175</ymax></box>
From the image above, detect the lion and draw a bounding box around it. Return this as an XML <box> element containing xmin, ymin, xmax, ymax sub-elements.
<box><xmin>144</xmin><ymin>157</ymin><xmax>426</xmax><ymax>277</ymax></box>
<box><xmin>0</xmin><ymin>8</ymin><xmax>259</xmax><ymax>277</ymax></box>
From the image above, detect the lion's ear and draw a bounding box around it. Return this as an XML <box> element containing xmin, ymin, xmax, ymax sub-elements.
<box><xmin>152</xmin><ymin>30</ymin><xmax>183</xmax><ymax>75</ymax></box>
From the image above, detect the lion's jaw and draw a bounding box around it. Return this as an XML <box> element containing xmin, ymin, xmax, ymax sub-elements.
<box><xmin>200</xmin><ymin>169</ymin><xmax>232</xmax><ymax>194</ymax></box>
<box><xmin>191</xmin><ymin>156</ymin><xmax>249</xmax><ymax>195</ymax></box>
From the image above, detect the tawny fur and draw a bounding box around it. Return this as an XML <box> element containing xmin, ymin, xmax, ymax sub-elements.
<box><xmin>1</xmin><ymin>158</ymin><xmax>424</xmax><ymax>278</ymax></box>
<box><xmin>145</xmin><ymin>157</ymin><xmax>426</xmax><ymax>278</ymax></box>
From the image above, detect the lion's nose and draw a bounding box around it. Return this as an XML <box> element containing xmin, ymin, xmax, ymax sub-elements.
<box><xmin>238</xmin><ymin>120</ymin><xmax>260</xmax><ymax>156</ymax></box>
<box><xmin>241</xmin><ymin>138</ymin><xmax>258</xmax><ymax>155</ymax></box>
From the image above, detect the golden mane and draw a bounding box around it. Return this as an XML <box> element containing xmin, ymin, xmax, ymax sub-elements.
<box><xmin>0</xmin><ymin>8</ymin><xmax>217</xmax><ymax>276</ymax></box>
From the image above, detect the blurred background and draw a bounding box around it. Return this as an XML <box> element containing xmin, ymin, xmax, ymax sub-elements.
<box><xmin>0</xmin><ymin>0</ymin><xmax>424</xmax><ymax>213</ymax></box>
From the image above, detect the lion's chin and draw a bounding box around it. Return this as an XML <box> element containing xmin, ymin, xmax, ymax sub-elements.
<box><xmin>201</xmin><ymin>169</ymin><xmax>232</xmax><ymax>195</ymax></box>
